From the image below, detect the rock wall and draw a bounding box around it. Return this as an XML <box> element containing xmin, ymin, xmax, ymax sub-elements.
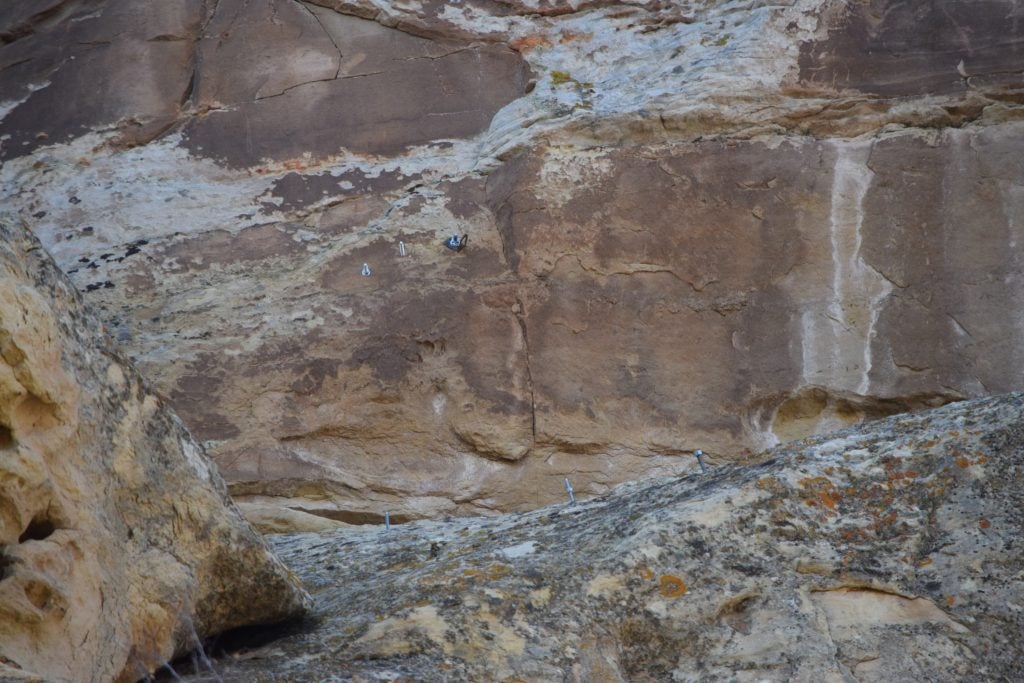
<box><xmin>177</xmin><ymin>393</ymin><xmax>1024</xmax><ymax>681</ymax></box>
<box><xmin>0</xmin><ymin>218</ymin><xmax>309</xmax><ymax>683</ymax></box>
<box><xmin>2</xmin><ymin>0</ymin><xmax>1023</xmax><ymax>520</ymax></box>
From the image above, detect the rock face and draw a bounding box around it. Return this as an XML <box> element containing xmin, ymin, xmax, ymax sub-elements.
<box><xmin>0</xmin><ymin>219</ymin><xmax>309</xmax><ymax>683</ymax></box>
<box><xmin>175</xmin><ymin>393</ymin><xmax>1024</xmax><ymax>681</ymax></box>
<box><xmin>2</xmin><ymin>0</ymin><xmax>1024</xmax><ymax>520</ymax></box>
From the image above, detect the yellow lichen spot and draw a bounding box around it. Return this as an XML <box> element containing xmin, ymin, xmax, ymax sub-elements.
<box><xmin>756</xmin><ymin>475</ymin><xmax>783</xmax><ymax>493</ymax></box>
<box><xmin>918</xmin><ymin>557</ymin><xmax>934</xmax><ymax>567</ymax></box>
<box><xmin>639</xmin><ymin>567</ymin><xmax>655</xmax><ymax>581</ymax></box>
<box><xmin>551</xmin><ymin>70</ymin><xmax>574</xmax><ymax>85</ymax></box>
<box><xmin>487</xmin><ymin>563</ymin><xmax>512</xmax><ymax>580</ymax></box>
<box><xmin>658</xmin><ymin>575</ymin><xmax>687</xmax><ymax>598</ymax></box>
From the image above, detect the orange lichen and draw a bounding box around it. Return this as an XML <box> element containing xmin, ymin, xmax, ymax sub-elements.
<box><xmin>955</xmin><ymin>456</ymin><xmax>971</xmax><ymax>469</ymax></box>
<box><xmin>639</xmin><ymin>567</ymin><xmax>655</xmax><ymax>581</ymax></box>
<box><xmin>980</xmin><ymin>518</ymin><xmax>991</xmax><ymax>529</ymax></box>
<box><xmin>918</xmin><ymin>557</ymin><xmax>934</xmax><ymax>567</ymax></box>
<box><xmin>659</xmin><ymin>575</ymin><xmax>687</xmax><ymax>598</ymax></box>
<box><xmin>945</xmin><ymin>595</ymin><xmax>956</xmax><ymax>606</ymax></box>
<box><xmin>869</xmin><ymin>510</ymin><xmax>898</xmax><ymax>532</ymax></box>
<box><xmin>799</xmin><ymin>476</ymin><xmax>840</xmax><ymax>511</ymax></box>
<box><xmin>510</xmin><ymin>35</ymin><xmax>552</xmax><ymax>52</ymax></box>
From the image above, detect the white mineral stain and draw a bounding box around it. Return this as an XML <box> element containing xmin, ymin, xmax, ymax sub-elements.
<box><xmin>802</xmin><ymin>139</ymin><xmax>892</xmax><ymax>394</ymax></box>
<box><xmin>499</xmin><ymin>540</ymin><xmax>537</xmax><ymax>559</ymax></box>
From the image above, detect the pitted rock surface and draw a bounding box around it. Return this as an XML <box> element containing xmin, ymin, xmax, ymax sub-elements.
<box><xmin>0</xmin><ymin>219</ymin><xmax>309</xmax><ymax>683</ymax></box>
<box><xmin>3</xmin><ymin>0</ymin><xmax>1024</xmax><ymax>522</ymax></box>
<box><xmin>170</xmin><ymin>394</ymin><xmax>1024</xmax><ymax>682</ymax></box>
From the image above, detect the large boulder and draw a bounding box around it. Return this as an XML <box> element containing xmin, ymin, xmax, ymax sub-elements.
<box><xmin>185</xmin><ymin>393</ymin><xmax>1024</xmax><ymax>681</ymax></box>
<box><xmin>0</xmin><ymin>218</ymin><xmax>309</xmax><ymax>683</ymax></box>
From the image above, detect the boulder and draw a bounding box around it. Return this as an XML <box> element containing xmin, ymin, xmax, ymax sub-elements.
<box><xmin>0</xmin><ymin>218</ymin><xmax>309</xmax><ymax>683</ymax></box>
<box><xmin>183</xmin><ymin>393</ymin><xmax>1024</xmax><ymax>681</ymax></box>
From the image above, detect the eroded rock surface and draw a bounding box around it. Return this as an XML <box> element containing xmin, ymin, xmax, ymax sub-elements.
<box><xmin>0</xmin><ymin>219</ymin><xmax>309</xmax><ymax>683</ymax></box>
<box><xmin>173</xmin><ymin>394</ymin><xmax>1024</xmax><ymax>682</ymax></box>
<box><xmin>2</xmin><ymin>0</ymin><xmax>1024</xmax><ymax>520</ymax></box>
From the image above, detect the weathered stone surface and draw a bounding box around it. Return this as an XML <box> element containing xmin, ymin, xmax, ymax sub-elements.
<box><xmin>171</xmin><ymin>394</ymin><xmax>1024</xmax><ymax>681</ymax></box>
<box><xmin>488</xmin><ymin>127</ymin><xmax>1024</xmax><ymax>457</ymax></box>
<box><xmin>0</xmin><ymin>0</ymin><xmax>199</xmax><ymax>159</ymax></box>
<box><xmin>798</xmin><ymin>0</ymin><xmax>1024</xmax><ymax>97</ymax></box>
<box><xmin>181</xmin><ymin>2</ymin><xmax>532</xmax><ymax>166</ymax></box>
<box><xmin>2</xmin><ymin>0</ymin><xmax>1024</xmax><ymax>522</ymax></box>
<box><xmin>0</xmin><ymin>219</ymin><xmax>309</xmax><ymax>683</ymax></box>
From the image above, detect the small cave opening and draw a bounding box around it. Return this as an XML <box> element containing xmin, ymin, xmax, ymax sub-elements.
<box><xmin>294</xmin><ymin>507</ymin><xmax>412</xmax><ymax>526</ymax></box>
<box><xmin>0</xmin><ymin>424</ymin><xmax>13</xmax><ymax>449</ymax></box>
<box><xmin>18</xmin><ymin>516</ymin><xmax>56</xmax><ymax>544</ymax></box>
<box><xmin>152</xmin><ymin>617</ymin><xmax>314</xmax><ymax>682</ymax></box>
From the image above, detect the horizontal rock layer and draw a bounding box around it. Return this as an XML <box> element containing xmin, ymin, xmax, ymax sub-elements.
<box><xmin>175</xmin><ymin>393</ymin><xmax>1024</xmax><ymax>681</ymax></box>
<box><xmin>2</xmin><ymin>0</ymin><xmax>1023</xmax><ymax>521</ymax></box>
<box><xmin>0</xmin><ymin>219</ymin><xmax>309</xmax><ymax>683</ymax></box>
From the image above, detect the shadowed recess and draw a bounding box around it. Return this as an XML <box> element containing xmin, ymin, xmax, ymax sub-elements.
<box><xmin>18</xmin><ymin>515</ymin><xmax>56</xmax><ymax>543</ymax></box>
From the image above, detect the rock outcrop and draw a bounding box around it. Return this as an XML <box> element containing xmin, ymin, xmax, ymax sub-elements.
<box><xmin>174</xmin><ymin>393</ymin><xmax>1024</xmax><ymax>681</ymax></box>
<box><xmin>0</xmin><ymin>218</ymin><xmax>309</xmax><ymax>683</ymax></box>
<box><xmin>2</xmin><ymin>0</ymin><xmax>1024</xmax><ymax>520</ymax></box>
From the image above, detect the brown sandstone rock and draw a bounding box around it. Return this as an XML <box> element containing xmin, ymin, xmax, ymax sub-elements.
<box><xmin>0</xmin><ymin>219</ymin><xmax>309</xmax><ymax>683</ymax></box>
<box><xmin>180</xmin><ymin>1</ymin><xmax>531</xmax><ymax>166</ymax></box>
<box><xmin>0</xmin><ymin>0</ymin><xmax>199</xmax><ymax>159</ymax></box>
<box><xmin>173</xmin><ymin>393</ymin><xmax>1024</xmax><ymax>681</ymax></box>
<box><xmin>1</xmin><ymin>0</ymin><xmax>1024</xmax><ymax>523</ymax></box>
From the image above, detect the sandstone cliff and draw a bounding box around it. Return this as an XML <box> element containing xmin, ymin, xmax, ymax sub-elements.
<box><xmin>2</xmin><ymin>0</ymin><xmax>1023</xmax><ymax>521</ymax></box>
<box><xmin>0</xmin><ymin>218</ymin><xmax>309</xmax><ymax>683</ymax></box>
<box><xmin>174</xmin><ymin>393</ymin><xmax>1024</xmax><ymax>681</ymax></box>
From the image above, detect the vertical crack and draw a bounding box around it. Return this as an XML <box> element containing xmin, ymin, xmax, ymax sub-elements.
<box><xmin>182</xmin><ymin>0</ymin><xmax>221</xmax><ymax>111</ymax></box>
<box><xmin>297</xmin><ymin>1</ymin><xmax>343</xmax><ymax>79</ymax></box>
<box><xmin>514</xmin><ymin>295</ymin><xmax>536</xmax><ymax>443</ymax></box>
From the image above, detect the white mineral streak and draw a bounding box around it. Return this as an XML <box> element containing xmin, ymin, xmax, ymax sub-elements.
<box><xmin>802</xmin><ymin>140</ymin><xmax>891</xmax><ymax>394</ymax></box>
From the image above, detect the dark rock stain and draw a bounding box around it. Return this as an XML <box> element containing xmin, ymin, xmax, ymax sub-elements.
<box><xmin>798</xmin><ymin>0</ymin><xmax>1024</xmax><ymax>97</ymax></box>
